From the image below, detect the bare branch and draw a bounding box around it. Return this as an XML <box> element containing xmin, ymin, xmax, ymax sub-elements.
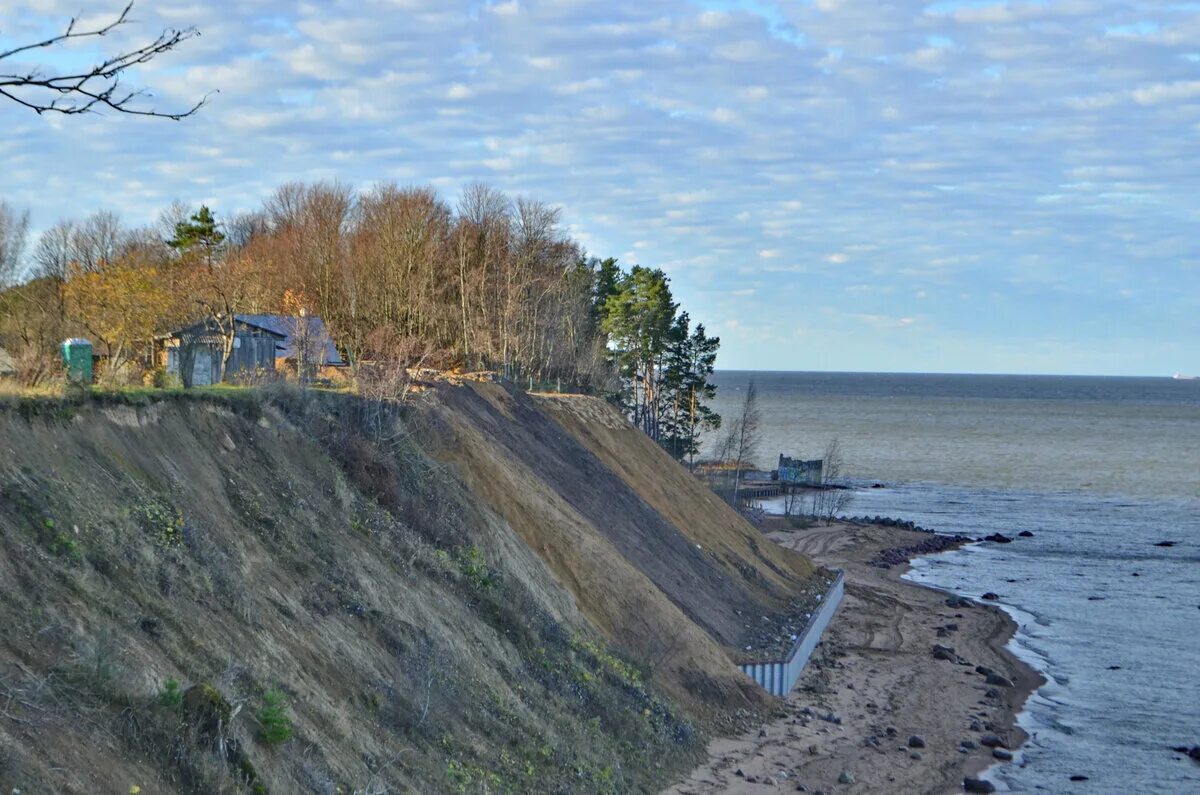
<box><xmin>0</xmin><ymin>1</ymin><xmax>210</xmax><ymax>119</ymax></box>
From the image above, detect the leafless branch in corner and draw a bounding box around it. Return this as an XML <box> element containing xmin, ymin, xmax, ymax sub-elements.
<box><xmin>0</xmin><ymin>1</ymin><xmax>211</xmax><ymax>119</ymax></box>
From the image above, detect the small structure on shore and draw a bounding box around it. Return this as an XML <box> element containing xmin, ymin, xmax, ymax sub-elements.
<box><xmin>778</xmin><ymin>453</ymin><xmax>823</xmax><ymax>486</ymax></box>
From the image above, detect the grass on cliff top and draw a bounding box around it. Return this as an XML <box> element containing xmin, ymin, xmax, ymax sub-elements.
<box><xmin>0</xmin><ymin>381</ymin><xmax>307</xmax><ymax>421</ymax></box>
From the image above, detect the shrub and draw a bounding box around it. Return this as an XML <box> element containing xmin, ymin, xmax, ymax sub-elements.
<box><xmin>256</xmin><ymin>685</ymin><xmax>294</xmax><ymax>745</ymax></box>
<box><xmin>454</xmin><ymin>545</ymin><xmax>495</xmax><ymax>590</ymax></box>
<box><xmin>133</xmin><ymin>498</ymin><xmax>185</xmax><ymax>548</ymax></box>
<box><xmin>158</xmin><ymin>678</ymin><xmax>183</xmax><ymax>708</ymax></box>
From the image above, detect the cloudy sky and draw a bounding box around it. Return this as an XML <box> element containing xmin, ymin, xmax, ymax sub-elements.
<box><xmin>2</xmin><ymin>1</ymin><xmax>1198</xmax><ymax>375</ymax></box>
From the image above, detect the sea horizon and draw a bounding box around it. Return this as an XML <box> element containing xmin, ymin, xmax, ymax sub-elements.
<box><xmin>710</xmin><ymin>370</ymin><xmax>1200</xmax><ymax>792</ymax></box>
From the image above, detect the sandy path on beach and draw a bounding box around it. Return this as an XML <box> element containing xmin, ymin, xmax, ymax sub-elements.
<box><xmin>666</xmin><ymin>521</ymin><xmax>1042</xmax><ymax>795</ymax></box>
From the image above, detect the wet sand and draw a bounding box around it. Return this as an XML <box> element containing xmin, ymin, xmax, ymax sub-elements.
<box><xmin>667</xmin><ymin>520</ymin><xmax>1043</xmax><ymax>795</ymax></box>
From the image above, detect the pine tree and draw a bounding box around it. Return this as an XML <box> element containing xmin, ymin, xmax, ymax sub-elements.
<box><xmin>601</xmin><ymin>266</ymin><xmax>677</xmax><ymax>438</ymax></box>
<box><xmin>660</xmin><ymin>315</ymin><xmax>721</xmax><ymax>468</ymax></box>
<box><xmin>167</xmin><ymin>205</ymin><xmax>225</xmax><ymax>269</ymax></box>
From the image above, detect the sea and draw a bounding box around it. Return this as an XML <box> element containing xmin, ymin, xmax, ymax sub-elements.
<box><xmin>707</xmin><ymin>371</ymin><xmax>1200</xmax><ymax>794</ymax></box>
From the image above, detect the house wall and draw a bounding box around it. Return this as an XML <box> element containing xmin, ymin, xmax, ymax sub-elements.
<box><xmin>165</xmin><ymin>330</ymin><xmax>279</xmax><ymax>384</ymax></box>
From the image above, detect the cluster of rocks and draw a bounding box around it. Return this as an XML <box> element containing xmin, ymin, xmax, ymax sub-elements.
<box><xmin>845</xmin><ymin>515</ymin><xmax>936</xmax><ymax>533</ymax></box>
<box><xmin>737</xmin><ymin>573</ymin><xmax>841</xmax><ymax>662</ymax></box>
<box><xmin>980</xmin><ymin>530</ymin><xmax>1035</xmax><ymax>543</ymax></box>
<box><xmin>869</xmin><ymin>533</ymin><xmax>974</xmax><ymax>569</ymax></box>
<box><xmin>1172</xmin><ymin>744</ymin><xmax>1200</xmax><ymax>762</ymax></box>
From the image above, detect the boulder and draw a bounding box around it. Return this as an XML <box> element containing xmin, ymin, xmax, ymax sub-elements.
<box><xmin>979</xmin><ymin>734</ymin><xmax>1006</xmax><ymax>749</ymax></box>
<box><xmin>1018</xmin><ymin>530</ymin><xmax>1034</xmax><ymax>537</ymax></box>
<box><xmin>984</xmin><ymin>533</ymin><xmax>1013</xmax><ymax>544</ymax></box>
<box><xmin>992</xmin><ymin>748</ymin><xmax>1014</xmax><ymax>761</ymax></box>
<box><xmin>837</xmin><ymin>771</ymin><xmax>855</xmax><ymax>785</ymax></box>
<box><xmin>981</xmin><ymin>592</ymin><xmax>999</xmax><ymax>601</ymax></box>
<box><xmin>908</xmin><ymin>735</ymin><xmax>926</xmax><ymax>749</ymax></box>
<box><xmin>1154</xmin><ymin>541</ymin><xmax>1177</xmax><ymax>547</ymax></box>
<box><xmin>986</xmin><ymin>672</ymin><xmax>1014</xmax><ymax>688</ymax></box>
<box><xmin>1070</xmin><ymin>775</ymin><xmax>1089</xmax><ymax>782</ymax></box>
<box><xmin>976</xmin><ymin>665</ymin><xmax>996</xmax><ymax>676</ymax></box>
<box><xmin>932</xmin><ymin>644</ymin><xmax>958</xmax><ymax>661</ymax></box>
<box><xmin>961</xmin><ymin>740</ymin><xmax>978</xmax><ymax>750</ymax></box>
<box><xmin>963</xmin><ymin>778</ymin><xmax>996</xmax><ymax>793</ymax></box>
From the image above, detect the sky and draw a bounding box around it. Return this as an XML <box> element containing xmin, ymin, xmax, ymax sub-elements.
<box><xmin>1</xmin><ymin>0</ymin><xmax>1198</xmax><ymax>376</ymax></box>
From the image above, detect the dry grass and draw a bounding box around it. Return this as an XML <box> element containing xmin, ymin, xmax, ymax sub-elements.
<box><xmin>0</xmin><ymin>390</ymin><xmax>709</xmax><ymax>793</ymax></box>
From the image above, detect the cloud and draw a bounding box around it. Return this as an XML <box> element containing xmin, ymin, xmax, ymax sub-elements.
<box><xmin>0</xmin><ymin>0</ymin><xmax>1194</xmax><ymax>375</ymax></box>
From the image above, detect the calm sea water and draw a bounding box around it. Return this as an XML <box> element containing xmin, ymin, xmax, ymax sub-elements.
<box><xmin>708</xmin><ymin>371</ymin><xmax>1200</xmax><ymax>794</ymax></box>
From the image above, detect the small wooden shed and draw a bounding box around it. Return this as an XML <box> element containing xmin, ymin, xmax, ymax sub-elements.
<box><xmin>162</xmin><ymin>318</ymin><xmax>286</xmax><ymax>386</ymax></box>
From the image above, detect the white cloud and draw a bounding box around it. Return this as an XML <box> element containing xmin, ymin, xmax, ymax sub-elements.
<box><xmin>1131</xmin><ymin>81</ymin><xmax>1200</xmax><ymax>106</ymax></box>
<box><xmin>0</xmin><ymin>0</ymin><xmax>1195</xmax><ymax>375</ymax></box>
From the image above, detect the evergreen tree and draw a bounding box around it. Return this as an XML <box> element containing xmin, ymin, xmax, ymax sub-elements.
<box><xmin>660</xmin><ymin>313</ymin><xmax>721</xmax><ymax>468</ymax></box>
<box><xmin>167</xmin><ymin>205</ymin><xmax>225</xmax><ymax>269</ymax></box>
<box><xmin>601</xmin><ymin>265</ymin><xmax>677</xmax><ymax>438</ymax></box>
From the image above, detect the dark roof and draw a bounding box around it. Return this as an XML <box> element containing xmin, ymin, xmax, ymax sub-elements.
<box><xmin>165</xmin><ymin>317</ymin><xmax>287</xmax><ymax>341</ymax></box>
<box><xmin>235</xmin><ymin>314</ymin><xmax>346</xmax><ymax>366</ymax></box>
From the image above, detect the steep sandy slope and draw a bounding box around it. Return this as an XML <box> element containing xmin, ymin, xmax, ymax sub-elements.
<box><xmin>534</xmin><ymin>393</ymin><xmax>815</xmax><ymax>594</ymax></box>
<box><xmin>0</xmin><ymin>392</ymin><xmax>704</xmax><ymax>794</ymax></box>
<box><xmin>420</xmin><ymin>383</ymin><xmax>821</xmax><ymax>713</ymax></box>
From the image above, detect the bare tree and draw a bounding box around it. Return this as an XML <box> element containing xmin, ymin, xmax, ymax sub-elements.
<box><xmin>809</xmin><ymin>438</ymin><xmax>853</xmax><ymax>524</ymax></box>
<box><xmin>0</xmin><ymin>2</ymin><xmax>209</xmax><ymax>118</ymax></box>
<box><xmin>717</xmin><ymin>379</ymin><xmax>761</xmax><ymax>506</ymax></box>
<box><xmin>0</xmin><ymin>201</ymin><xmax>30</xmax><ymax>287</ymax></box>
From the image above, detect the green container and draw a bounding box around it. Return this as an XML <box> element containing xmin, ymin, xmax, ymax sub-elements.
<box><xmin>61</xmin><ymin>338</ymin><xmax>93</xmax><ymax>384</ymax></box>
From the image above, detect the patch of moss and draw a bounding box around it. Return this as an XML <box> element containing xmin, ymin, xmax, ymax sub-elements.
<box><xmin>181</xmin><ymin>683</ymin><xmax>232</xmax><ymax>739</ymax></box>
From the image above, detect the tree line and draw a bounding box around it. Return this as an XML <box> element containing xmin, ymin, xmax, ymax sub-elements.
<box><xmin>0</xmin><ymin>185</ymin><xmax>722</xmax><ymax>463</ymax></box>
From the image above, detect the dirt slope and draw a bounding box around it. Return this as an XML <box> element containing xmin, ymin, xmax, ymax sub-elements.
<box><xmin>420</xmin><ymin>383</ymin><xmax>821</xmax><ymax>711</ymax></box>
<box><xmin>534</xmin><ymin>393</ymin><xmax>815</xmax><ymax>595</ymax></box>
<box><xmin>0</xmin><ymin>386</ymin><xmax>820</xmax><ymax>794</ymax></box>
<box><xmin>0</xmin><ymin>393</ymin><xmax>696</xmax><ymax>793</ymax></box>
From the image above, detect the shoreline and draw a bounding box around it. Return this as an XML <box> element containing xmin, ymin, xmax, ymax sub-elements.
<box><xmin>667</xmin><ymin>519</ymin><xmax>1044</xmax><ymax>795</ymax></box>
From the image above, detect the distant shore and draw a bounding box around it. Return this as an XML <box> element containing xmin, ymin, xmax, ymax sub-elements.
<box><xmin>667</xmin><ymin>519</ymin><xmax>1043</xmax><ymax>795</ymax></box>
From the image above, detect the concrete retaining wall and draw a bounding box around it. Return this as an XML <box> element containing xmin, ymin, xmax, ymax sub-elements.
<box><xmin>739</xmin><ymin>570</ymin><xmax>844</xmax><ymax>697</ymax></box>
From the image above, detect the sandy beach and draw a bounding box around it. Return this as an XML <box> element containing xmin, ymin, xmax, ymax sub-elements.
<box><xmin>667</xmin><ymin>520</ymin><xmax>1043</xmax><ymax>795</ymax></box>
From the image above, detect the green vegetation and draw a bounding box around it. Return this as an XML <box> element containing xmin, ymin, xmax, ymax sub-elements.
<box><xmin>454</xmin><ymin>545</ymin><xmax>496</xmax><ymax>590</ymax></box>
<box><xmin>256</xmin><ymin>685</ymin><xmax>294</xmax><ymax>745</ymax></box>
<box><xmin>157</xmin><ymin>678</ymin><xmax>183</xmax><ymax>708</ymax></box>
<box><xmin>597</xmin><ymin>261</ymin><xmax>721</xmax><ymax>467</ymax></box>
<box><xmin>133</xmin><ymin>497</ymin><xmax>185</xmax><ymax>548</ymax></box>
